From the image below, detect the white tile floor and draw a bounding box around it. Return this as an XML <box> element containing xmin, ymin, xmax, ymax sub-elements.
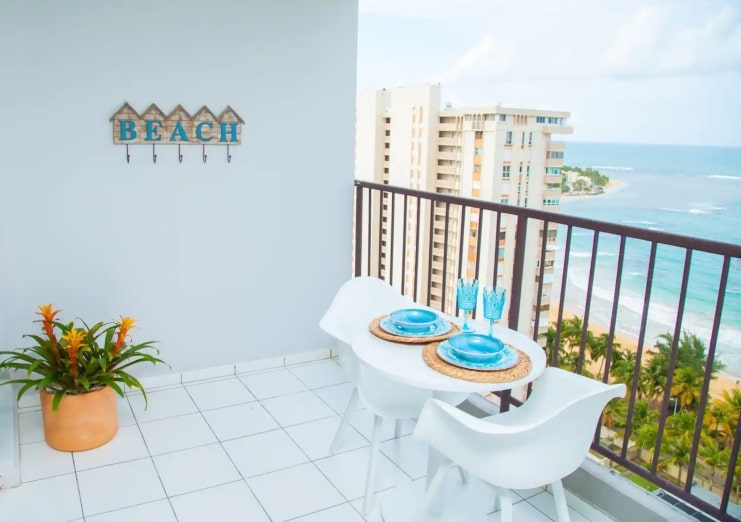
<box><xmin>1</xmin><ymin>358</ymin><xmax>609</xmax><ymax>522</ymax></box>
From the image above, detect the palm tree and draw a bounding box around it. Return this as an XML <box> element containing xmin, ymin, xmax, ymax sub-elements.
<box><xmin>631</xmin><ymin>399</ymin><xmax>659</xmax><ymax>432</ymax></box>
<box><xmin>540</xmin><ymin>325</ymin><xmax>564</xmax><ymax>366</ymax></box>
<box><xmin>588</xmin><ymin>332</ymin><xmax>616</xmax><ymax>376</ymax></box>
<box><xmin>704</xmin><ymin>403</ymin><xmax>733</xmax><ymax>446</ymax></box>
<box><xmin>699</xmin><ymin>441</ymin><xmax>729</xmax><ymax>488</ymax></box>
<box><xmin>664</xmin><ymin>434</ymin><xmax>693</xmax><ymax>484</ymax></box>
<box><xmin>602</xmin><ymin>398</ymin><xmax>628</xmax><ymax>431</ymax></box>
<box><xmin>610</xmin><ymin>351</ymin><xmax>638</xmax><ymax>390</ymax></box>
<box><xmin>641</xmin><ymin>355</ymin><xmax>667</xmax><ymax>403</ymax></box>
<box><xmin>716</xmin><ymin>388</ymin><xmax>741</xmax><ymax>435</ymax></box>
<box><xmin>671</xmin><ymin>366</ymin><xmax>703</xmax><ymax>411</ymax></box>
<box><xmin>634</xmin><ymin>422</ymin><xmax>659</xmax><ymax>463</ymax></box>
<box><xmin>561</xmin><ymin>316</ymin><xmax>584</xmax><ymax>352</ymax></box>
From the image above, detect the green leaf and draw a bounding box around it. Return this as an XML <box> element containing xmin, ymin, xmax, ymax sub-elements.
<box><xmin>52</xmin><ymin>391</ymin><xmax>64</xmax><ymax>411</ymax></box>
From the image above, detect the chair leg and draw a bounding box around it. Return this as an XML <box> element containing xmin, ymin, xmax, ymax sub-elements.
<box><xmin>496</xmin><ymin>487</ymin><xmax>513</xmax><ymax>522</ymax></box>
<box><xmin>329</xmin><ymin>386</ymin><xmax>358</xmax><ymax>455</ymax></box>
<box><xmin>551</xmin><ymin>480</ymin><xmax>571</xmax><ymax>522</ymax></box>
<box><xmin>394</xmin><ymin>418</ymin><xmax>402</xmax><ymax>438</ymax></box>
<box><xmin>416</xmin><ymin>462</ymin><xmax>451</xmax><ymax>517</ymax></box>
<box><xmin>363</xmin><ymin>414</ymin><xmax>383</xmax><ymax>515</ymax></box>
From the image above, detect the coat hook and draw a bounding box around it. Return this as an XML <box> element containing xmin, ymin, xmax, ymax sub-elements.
<box><xmin>202</xmin><ymin>144</ymin><xmax>208</xmax><ymax>163</ymax></box>
<box><xmin>125</xmin><ymin>144</ymin><xmax>130</xmax><ymax>163</ymax></box>
<box><xmin>178</xmin><ymin>144</ymin><xmax>183</xmax><ymax>163</ymax></box>
<box><xmin>152</xmin><ymin>144</ymin><xmax>157</xmax><ymax>164</ymax></box>
<box><xmin>226</xmin><ymin>144</ymin><xmax>231</xmax><ymax>163</ymax></box>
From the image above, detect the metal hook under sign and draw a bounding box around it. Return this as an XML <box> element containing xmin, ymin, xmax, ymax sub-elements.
<box><xmin>202</xmin><ymin>144</ymin><xmax>208</xmax><ymax>163</ymax></box>
<box><xmin>125</xmin><ymin>144</ymin><xmax>130</xmax><ymax>163</ymax></box>
<box><xmin>152</xmin><ymin>144</ymin><xmax>157</xmax><ymax>164</ymax></box>
<box><xmin>226</xmin><ymin>144</ymin><xmax>231</xmax><ymax>163</ymax></box>
<box><xmin>178</xmin><ymin>144</ymin><xmax>183</xmax><ymax>163</ymax></box>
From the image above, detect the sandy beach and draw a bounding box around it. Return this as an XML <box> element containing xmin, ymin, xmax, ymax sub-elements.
<box><xmin>548</xmin><ymin>306</ymin><xmax>740</xmax><ymax>400</ymax></box>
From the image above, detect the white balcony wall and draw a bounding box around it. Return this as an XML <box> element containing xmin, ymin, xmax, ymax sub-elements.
<box><xmin>0</xmin><ymin>0</ymin><xmax>358</xmax><ymax>375</ymax></box>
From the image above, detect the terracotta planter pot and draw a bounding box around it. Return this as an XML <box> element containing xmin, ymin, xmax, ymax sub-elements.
<box><xmin>40</xmin><ymin>386</ymin><xmax>118</xmax><ymax>452</ymax></box>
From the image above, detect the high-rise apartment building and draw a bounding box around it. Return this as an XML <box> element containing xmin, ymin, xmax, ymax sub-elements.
<box><xmin>355</xmin><ymin>84</ymin><xmax>571</xmax><ymax>336</ymax></box>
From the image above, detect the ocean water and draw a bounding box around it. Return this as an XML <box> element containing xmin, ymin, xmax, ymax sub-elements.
<box><xmin>556</xmin><ymin>142</ymin><xmax>741</xmax><ymax>377</ymax></box>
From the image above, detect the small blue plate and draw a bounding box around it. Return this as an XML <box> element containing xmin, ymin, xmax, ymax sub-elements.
<box><xmin>437</xmin><ymin>341</ymin><xmax>519</xmax><ymax>371</ymax></box>
<box><xmin>447</xmin><ymin>333</ymin><xmax>505</xmax><ymax>362</ymax></box>
<box><xmin>389</xmin><ymin>308</ymin><xmax>439</xmax><ymax>333</ymax></box>
<box><xmin>380</xmin><ymin>316</ymin><xmax>452</xmax><ymax>337</ymax></box>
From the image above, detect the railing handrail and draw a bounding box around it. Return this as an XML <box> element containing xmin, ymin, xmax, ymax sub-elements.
<box><xmin>355</xmin><ymin>180</ymin><xmax>741</xmax><ymax>257</ymax></box>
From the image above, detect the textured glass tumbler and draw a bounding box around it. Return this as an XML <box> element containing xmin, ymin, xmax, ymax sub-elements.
<box><xmin>456</xmin><ymin>279</ymin><xmax>479</xmax><ymax>332</ymax></box>
<box><xmin>483</xmin><ymin>286</ymin><xmax>506</xmax><ymax>336</ymax></box>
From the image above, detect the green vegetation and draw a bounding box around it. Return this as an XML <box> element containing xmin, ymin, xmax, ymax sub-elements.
<box><xmin>563</xmin><ymin>165</ymin><xmax>611</xmax><ymax>188</ymax></box>
<box><xmin>542</xmin><ymin>317</ymin><xmax>740</xmax><ymax>500</ymax></box>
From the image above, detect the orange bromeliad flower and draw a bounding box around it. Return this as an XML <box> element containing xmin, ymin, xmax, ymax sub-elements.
<box><xmin>61</xmin><ymin>328</ymin><xmax>86</xmax><ymax>378</ymax></box>
<box><xmin>36</xmin><ymin>304</ymin><xmax>61</xmax><ymax>345</ymax></box>
<box><xmin>114</xmin><ymin>316</ymin><xmax>136</xmax><ymax>355</ymax></box>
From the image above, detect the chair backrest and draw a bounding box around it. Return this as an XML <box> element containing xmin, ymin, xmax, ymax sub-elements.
<box><xmin>414</xmin><ymin>367</ymin><xmax>626</xmax><ymax>489</ymax></box>
<box><xmin>357</xmin><ymin>361</ymin><xmax>433</xmax><ymax>421</ymax></box>
<box><xmin>319</xmin><ymin>276</ymin><xmax>412</xmax><ymax>344</ymax></box>
<box><xmin>319</xmin><ymin>277</ymin><xmax>413</xmax><ymax>384</ymax></box>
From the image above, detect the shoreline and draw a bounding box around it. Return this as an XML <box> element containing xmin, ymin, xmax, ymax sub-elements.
<box><xmin>548</xmin><ymin>306</ymin><xmax>740</xmax><ymax>400</ymax></box>
<box><xmin>561</xmin><ymin>178</ymin><xmax>626</xmax><ymax>200</ymax></box>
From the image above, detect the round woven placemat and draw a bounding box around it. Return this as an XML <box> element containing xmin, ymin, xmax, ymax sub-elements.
<box><xmin>369</xmin><ymin>316</ymin><xmax>461</xmax><ymax>344</ymax></box>
<box><xmin>422</xmin><ymin>342</ymin><xmax>532</xmax><ymax>383</ymax></box>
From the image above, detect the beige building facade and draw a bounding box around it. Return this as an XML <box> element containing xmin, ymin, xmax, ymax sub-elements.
<box><xmin>355</xmin><ymin>85</ymin><xmax>571</xmax><ymax>336</ymax></box>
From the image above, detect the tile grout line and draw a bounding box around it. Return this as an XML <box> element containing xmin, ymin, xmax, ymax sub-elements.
<box><xmin>181</xmin><ymin>384</ymin><xmax>274</xmax><ymax>521</ymax></box>
<box><xmin>127</xmin><ymin>394</ymin><xmax>181</xmax><ymax>522</ymax></box>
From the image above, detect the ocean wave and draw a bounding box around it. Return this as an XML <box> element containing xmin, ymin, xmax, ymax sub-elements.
<box><xmin>660</xmin><ymin>207</ymin><xmax>711</xmax><ymax>215</ymax></box>
<box><xmin>591</xmin><ymin>165</ymin><xmax>634</xmax><ymax>171</ymax></box>
<box><xmin>570</xmin><ymin>252</ymin><xmax>618</xmax><ymax>258</ymax></box>
<box><xmin>708</xmin><ymin>175</ymin><xmax>741</xmax><ymax>181</ymax></box>
<box><xmin>565</xmin><ymin>273</ymin><xmax>741</xmax><ymax>358</ymax></box>
<box><xmin>623</xmin><ymin>220</ymin><xmax>659</xmax><ymax>226</ymax></box>
<box><xmin>648</xmin><ymin>227</ymin><xmax>663</xmax><ymax>231</ymax></box>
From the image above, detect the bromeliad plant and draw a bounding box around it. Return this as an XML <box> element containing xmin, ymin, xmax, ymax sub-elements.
<box><xmin>0</xmin><ymin>304</ymin><xmax>167</xmax><ymax>410</ymax></box>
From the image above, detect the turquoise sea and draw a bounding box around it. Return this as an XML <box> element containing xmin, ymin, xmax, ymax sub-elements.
<box><xmin>556</xmin><ymin>142</ymin><xmax>741</xmax><ymax>378</ymax></box>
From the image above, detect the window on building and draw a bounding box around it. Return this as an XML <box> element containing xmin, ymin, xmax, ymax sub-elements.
<box><xmin>465</xmin><ymin>114</ymin><xmax>472</xmax><ymax>121</ymax></box>
<box><xmin>519</xmin><ymin>165</ymin><xmax>523</xmax><ymax>173</ymax></box>
<box><xmin>498</xmin><ymin>231</ymin><xmax>506</xmax><ymax>240</ymax></box>
<box><xmin>521</xmin><ymin>132</ymin><xmax>525</xmax><ymax>146</ymax></box>
<box><xmin>500</xmin><ymin>198</ymin><xmax>509</xmax><ymax>205</ymax></box>
<box><xmin>505</xmin><ymin>131</ymin><xmax>512</xmax><ymax>145</ymax></box>
<box><xmin>385</xmin><ymin>130</ymin><xmax>390</xmax><ymax>136</ymax></box>
<box><xmin>502</xmin><ymin>165</ymin><xmax>511</xmax><ymax>178</ymax></box>
<box><xmin>498</xmin><ymin>247</ymin><xmax>505</xmax><ymax>258</ymax></box>
<box><xmin>543</xmin><ymin>199</ymin><xmax>560</xmax><ymax>206</ymax></box>
<box><xmin>475</xmin><ymin>130</ymin><xmax>483</xmax><ymax>139</ymax></box>
<box><xmin>528</xmin><ymin>132</ymin><xmax>533</xmax><ymax>145</ymax></box>
<box><xmin>527</xmin><ymin>165</ymin><xmax>531</xmax><ymax>177</ymax></box>
<box><xmin>499</xmin><ymin>114</ymin><xmax>506</xmax><ymax>122</ymax></box>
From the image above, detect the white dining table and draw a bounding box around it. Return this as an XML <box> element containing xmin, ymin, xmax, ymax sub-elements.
<box><xmin>351</xmin><ymin>317</ymin><xmax>547</xmax><ymax>521</ymax></box>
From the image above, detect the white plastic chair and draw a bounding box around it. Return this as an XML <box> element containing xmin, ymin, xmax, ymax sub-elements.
<box><xmin>412</xmin><ymin>367</ymin><xmax>626</xmax><ymax>522</ymax></box>
<box><xmin>356</xmin><ymin>361</ymin><xmax>434</xmax><ymax>514</ymax></box>
<box><xmin>318</xmin><ymin>277</ymin><xmax>416</xmax><ymax>455</ymax></box>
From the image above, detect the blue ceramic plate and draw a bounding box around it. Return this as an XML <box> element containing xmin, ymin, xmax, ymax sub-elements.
<box><xmin>437</xmin><ymin>341</ymin><xmax>519</xmax><ymax>371</ymax></box>
<box><xmin>447</xmin><ymin>333</ymin><xmax>505</xmax><ymax>362</ymax></box>
<box><xmin>389</xmin><ymin>308</ymin><xmax>439</xmax><ymax>333</ymax></box>
<box><xmin>380</xmin><ymin>316</ymin><xmax>452</xmax><ymax>337</ymax></box>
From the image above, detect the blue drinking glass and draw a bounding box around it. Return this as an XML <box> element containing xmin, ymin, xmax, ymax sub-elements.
<box><xmin>483</xmin><ymin>286</ymin><xmax>506</xmax><ymax>336</ymax></box>
<box><xmin>456</xmin><ymin>279</ymin><xmax>479</xmax><ymax>332</ymax></box>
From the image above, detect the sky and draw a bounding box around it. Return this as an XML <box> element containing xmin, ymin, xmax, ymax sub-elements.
<box><xmin>357</xmin><ymin>0</ymin><xmax>741</xmax><ymax>147</ymax></box>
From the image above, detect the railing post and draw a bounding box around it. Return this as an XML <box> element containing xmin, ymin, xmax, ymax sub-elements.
<box><xmin>354</xmin><ymin>183</ymin><xmax>363</xmax><ymax>277</ymax></box>
<box><xmin>508</xmin><ymin>214</ymin><xmax>528</xmax><ymax>331</ymax></box>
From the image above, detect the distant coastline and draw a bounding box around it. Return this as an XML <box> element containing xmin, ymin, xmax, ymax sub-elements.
<box><xmin>561</xmin><ymin>178</ymin><xmax>625</xmax><ymax>200</ymax></box>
